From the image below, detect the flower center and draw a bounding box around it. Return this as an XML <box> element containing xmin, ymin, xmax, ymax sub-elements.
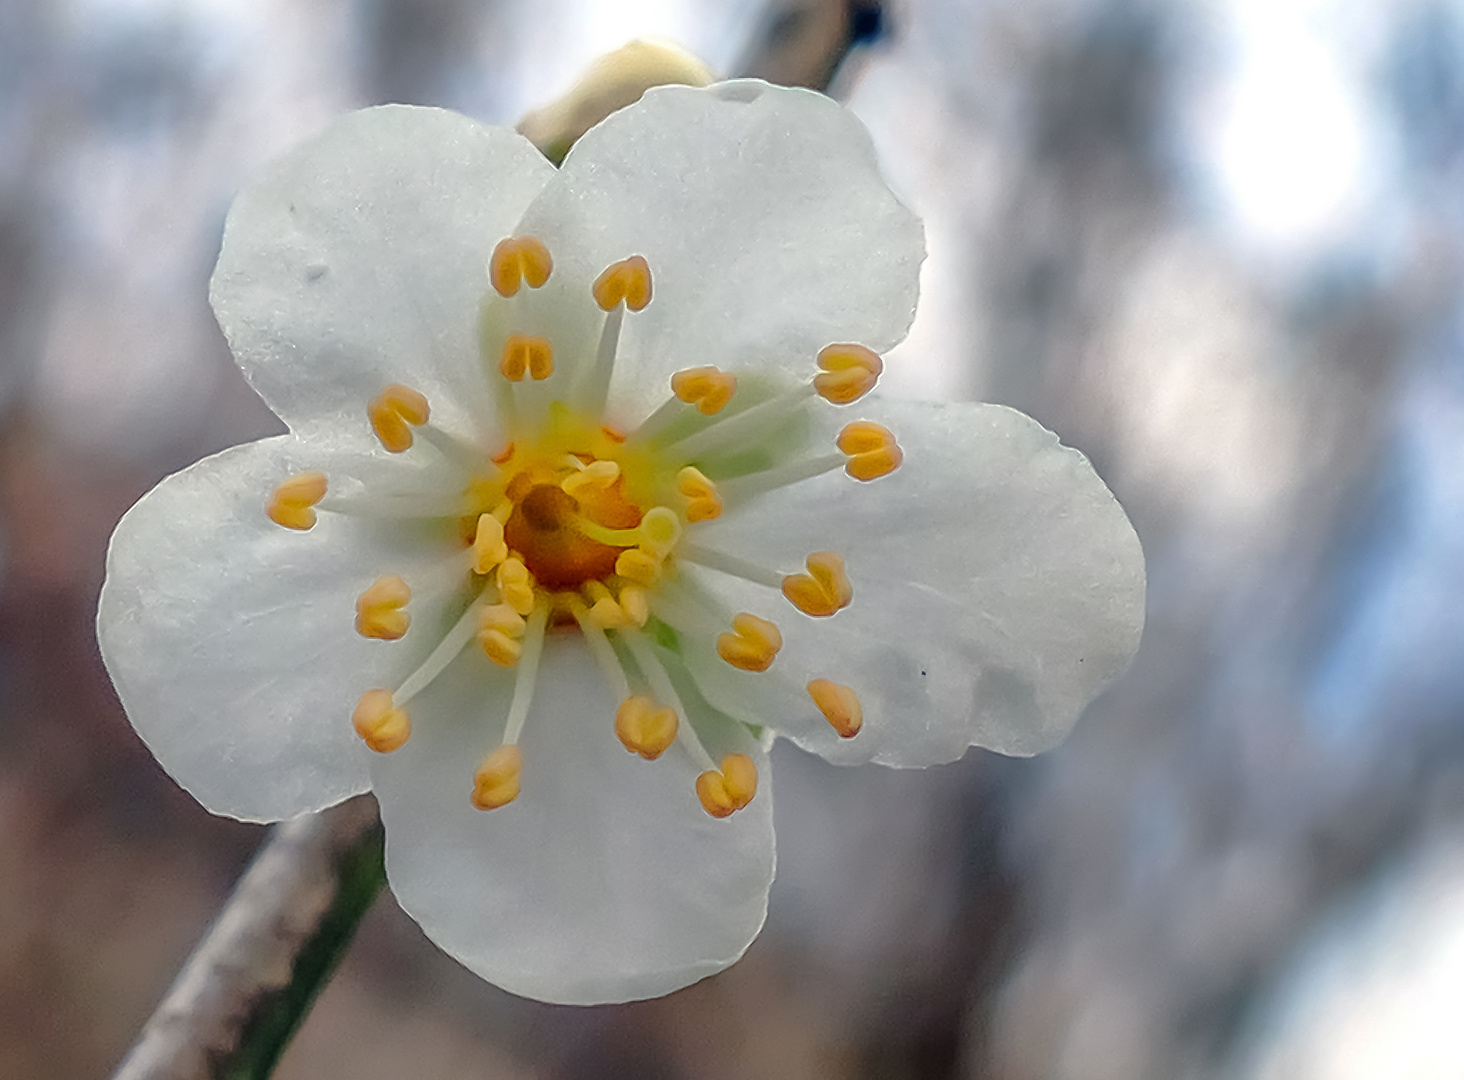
<box><xmin>265</xmin><ymin>236</ymin><xmax>904</xmax><ymax>819</ymax></box>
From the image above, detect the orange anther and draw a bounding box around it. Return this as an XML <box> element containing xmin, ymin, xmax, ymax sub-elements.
<box><xmin>716</xmin><ymin>612</ymin><xmax>782</xmax><ymax>672</ymax></box>
<box><xmin>368</xmin><ymin>384</ymin><xmax>430</xmax><ymax>453</ymax></box>
<box><xmin>355</xmin><ymin>575</ymin><xmax>412</xmax><ymax>640</ymax></box>
<box><xmin>614</xmin><ymin>695</ymin><xmax>679</xmax><ymax>760</ymax></box>
<box><xmin>696</xmin><ymin>753</ymin><xmax>758</xmax><ymax>818</ymax></box>
<box><xmin>471</xmin><ymin>745</ymin><xmax>523</xmax><ymax>810</ymax></box>
<box><xmin>561</xmin><ymin>460</ymin><xmax>620</xmax><ymax>500</ymax></box>
<box><xmin>670</xmin><ymin>366</ymin><xmax>737</xmax><ymax>414</ymax></box>
<box><xmin>614</xmin><ymin>548</ymin><xmax>662</xmax><ymax>586</ymax></box>
<box><xmin>496</xmin><ymin>557</ymin><xmax>535</xmax><ymax>616</ymax></box>
<box><xmin>676</xmin><ymin>466</ymin><xmax>722</xmax><ymax>522</ymax></box>
<box><xmin>499</xmin><ymin>333</ymin><xmax>554</xmax><ymax>381</ymax></box>
<box><xmin>592</xmin><ymin>255</ymin><xmax>652</xmax><ymax>311</ymax></box>
<box><xmin>807</xmin><ymin>679</ymin><xmax>863</xmax><ymax>738</ymax></box>
<box><xmin>813</xmin><ymin>343</ymin><xmax>883</xmax><ymax>404</ymax></box>
<box><xmin>489</xmin><ymin>236</ymin><xmax>553</xmax><ymax>297</ymax></box>
<box><xmin>477</xmin><ymin>602</ymin><xmax>526</xmax><ymax>666</ymax></box>
<box><xmin>781</xmin><ymin>551</ymin><xmax>853</xmax><ymax>618</ymax></box>
<box><xmin>836</xmin><ymin>421</ymin><xmax>903</xmax><ymax>481</ymax></box>
<box><xmin>266</xmin><ymin>472</ymin><xmax>328</xmax><ymax>531</ymax></box>
<box><xmin>352</xmin><ymin>689</ymin><xmax>410</xmax><ymax>753</ymax></box>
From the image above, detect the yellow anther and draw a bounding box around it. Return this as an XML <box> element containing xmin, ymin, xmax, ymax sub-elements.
<box><xmin>837</xmin><ymin>421</ymin><xmax>903</xmax><ymax>481</ymax></box>
<box><xmin>368</xmin><ymin>384</ymin><xmax>430</xmax><ymax>453</ymax></box>
<box><xmin>472</xmin><ymin>513</ymin><xmax>509</xmax><ymax>575</ymax></box>
<box><xmin>581</xmin><ymin>581</ymin><xmax>625</xmax><ymax>629</ymax></box>
<box><xmin>716</xmin><ymin>612</ymin><xmax>783</xmax><ymax>672</ymax></box>
<box><xmin>676</xmin><ymin>466</ymin><xmax>722</xmax><ymax>522</ymax></box>
<box><xmin>471</xmin><ymin>744</ymin><xmax>523</xmax><ymax>811</ymax></box>
<box><xmin>498</xmin><ymin>333</ymin><xmax>554</xmax><ymax>381</ymax></box>
<box><xmin>561</xmin><ymin>459</ymin><xmax>620</xmax><ymax>500</ymax></box>
<box><xmin>496</xmin><ymin>557</ymin><xmax>535</xmax><ymax>616</ymax></box>
<box><xmin>615</xmin><ymin>547</ymin><xmax>662</xmax><ymax>586</ymax></box>
<box><xmin>813</xmin><ymin>343</ymin><xmax>883</xmax><ymax>404</ymax></box>
<box><xmin>477</xmin><ymin>602</ymin><xmax>527</xmax><ymax>666</ymax></box>
<box><xmin>670</xmin><ymin>366</ymin><xmax>737</xmax><ymax>415</ymax></box>
<box><xmin>638</xmin><ymin>506</ymin><xmax>682</xmax><ymax>557</ymax></box>
<box><xmin>696</xmin><ymin>753</ymin><xmax>758</xmax><ymax>818</ymax></box>
<box><xmin>266</xmin><ymin>472</ymin><xmax>328</xmax><ymax>531</ymax></box>
<box><xmin>352</xmin><ymin>689</ymin><xmax>410</xmax><ymax>753</ymax></box>
<box><xmin>489</xmin><ymin>236</ymin><xmax>553</xmax><ymax>297</ymax></box>
<box><xmin>781</xmin><ymin>551</ymin><xmax>853</xmax><ymax>618</ymax></box>
<box><xmin>618</xmin><ymin>584</ymin><xmax>650</xmax><ymax>628</ymax></box>
<box><xmin>354</xmin><ymin>575</ymin><xmax>412</xmax><ymax>640</ymax></box>
<box><xmin>592</xmin><ymin>254</ymin><xmax>652</xmax><ymax>311</ymax></box>
<box><xmin>807</xmin><ymin>679</ymin><xmax>863</xmax><ymax>738</ymax></box>
<box><xmin>614</xmin><ymin>695</ymin><xmax>679</xmax><ymax>760</ymax></box>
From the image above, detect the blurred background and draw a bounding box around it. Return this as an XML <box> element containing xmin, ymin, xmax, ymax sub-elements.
<box><xmin>4</xmin><ymin>0</ymin><xmax>1464</xmax><ymax>1076</ymax></box>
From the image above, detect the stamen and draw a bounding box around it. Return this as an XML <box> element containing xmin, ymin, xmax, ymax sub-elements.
<box><xmin>316</xmin><ymin>489</ymin><xmax>480</xmax><ymax>520</ymax></box>
<box><xmin>670</xmin><ymin>367</ymin><xmax>737</xmax><ymax>415</ymax></box>
<box><xmin>389</xmin><ymin>595</ymin><xmax>486</xmax><ymax>706</ymax></box>
<box><xmin>477</xmin><ymin>602</ymin><xmax>527</xmax><ymax>666</ymax></box>
<box><xmin>837</xmin><ymin>421</ymin><xmax>903</xmax><ymax>481</ymax></box>
<box><xmin>591</xmin><ymin>255</ymin><xmax>652</xmax><ymax>312</ymax></box>
<box><xmin>781</xmin><ymin>552</ymin><xmax>853</xmax><ymax>617</ymax></box>
<box><xmin>569</xmin><ymin>598</ymin><xmax>634</xmax><ymax>701</ymax></box>
<box><xmin>355</xmin><ymin>575</ymin><xmax>412</xmax><ymax>639</ymax></box>
<box><xmin>352</xmin><ymin>688</ymin><xmax>411</xmax><ymax>753</ymax></box>
<box><xmin>807</xmin><ymin>679</ymin><xmax>863</xmax><ymax>738</ymax></box>
<box><xmin>573</xmin><ymin>301</ymin><xmax>623</xmax><ymax>412</ymax></box>
<box><xmin>471</xmin><ymin>744</ymin><xmax>523</xmax><ymax>810</ymax></box>
<box><xmin>696</xmin><ymin>754</ymin><xmax>758</xmax><ymax>818</ymax></box>
<box><xmin>489</xmin><ymin>236</ymin><xmax>553</xmax><ymax>297</ymax></box>
<box><xmin>266</xmin><ymin>472</ymin><xmax>327</xmax><ymax>531</ymax></box>
<box><xmin>368</xmin><ymin>384</ymin><xmax>430</xmax><ymax>453</ymax></box>
<box><xmin>414</xmin><ymin>424</ymin><xmax>488</xmax><ymax>473</ymax></box>
<box><xmin>676</xmin><ymin>466</ymin><xmax>722</xmax><ymax>522</ymax></box>
<box><xmin>499</xmin><ymin>333</ymin><xmax>554</xmax><ymax>381</ymax></box>
<box><xmin>614</xmin><ymin>695</ymin><xmax>679</xmax><ymax>760</ymax></box>
<box><xmin>561</xmin><ymin>459</ymin><xmax>620</xmax><ymax>500</ymax></box>
<box><xmin>813</xmin><ymin>344</ymin><xmax>883</xmax><ymax>404</ymax></box>
<box><xmin>581</xmin><ymin>581</ymin><xmax>627</xmax><ymax>629</ymax></box>
<box><xmin>615</xmin><ymin>548</ymin><xmax>663</xmax><ymax>586</ymax></box>
<box><xmin>621</xmin><ymin>630</ymin><xmax>717</xmax><ymax>774</ymax></box>
<box><xmin>658</xmin><ymin>384</ymin><xmax>814</xmax><ymax>459</ymax></box>
<box><xmin>472</xmin><ymin>513</ymin><xmax>508</xmax><ymax>575</ymax></box>
<box><xmin>500</xmin><ymin>604</ymin><xmax>549</xmax><ymax>746</ymax></box>
<box><xmin>618</xmin><ymin>584</ymin><xmax>650</xmax><ymax>627</ymax></box>
<box><xmin>496</xmin><ymin>557</ymin><xmax>535</xmax><ymax>616</ymax></box>
<box><xmin>716</xmin><ymin>612</ymin><xmax>783</xmax><ymax>672</ymax></box>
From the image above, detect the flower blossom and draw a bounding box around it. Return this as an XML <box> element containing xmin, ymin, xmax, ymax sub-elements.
<box><xmin>97</xmin><ymin>81</ymin><xmax>1145</xmax><ymax>1005</ymax></box>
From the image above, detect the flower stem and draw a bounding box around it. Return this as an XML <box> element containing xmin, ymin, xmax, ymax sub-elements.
<box><xmin>110</xmin><ymin>796</ymin><xmax>386</xmax><ymax>1080</ymax></box>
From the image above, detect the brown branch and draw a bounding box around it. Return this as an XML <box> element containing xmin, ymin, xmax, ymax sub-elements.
<box><xmin>735</xmin><ymin>0</ymin><xmax>888</xmax><ymax>92</ymax></box>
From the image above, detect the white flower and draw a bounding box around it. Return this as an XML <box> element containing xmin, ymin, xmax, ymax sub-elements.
<box><xmin>97</xmin><ymin>82</ymin><xmax>1145</xmax><ymax>1005</ymax></box>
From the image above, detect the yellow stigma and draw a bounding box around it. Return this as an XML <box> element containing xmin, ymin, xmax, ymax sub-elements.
<box><xmin>696</xmin><ymin>753</ymin><xmax>758</xmax><ymax>818</ymax></box>
<box><xmin>716</xmin><ymin>612</ymin><xmax>783</xmax><ymax>672</ymax></box>
<box><xmin>813</xmin><ymin>343</ymin><xmax>883</xmax><ymax>404</ymax></box>
<box><xmin>266</xmin><ymin>472</ymin><xmax>327</xmax><ymax>531</ymax></box>
<box><xmin>496</xmin><ymin>557</ymin><xmax>535</xmax><ymax>616</ymax></box>
<box><xmin>355</xmin><ymin>575</ymin><xmax>412</xmax><ymax>639</ymax></box>
<box><xmin>676</xmin><ymin>465</ymin><xmax>722</xmax><ymax>522</ymax></box>
<box><xmin>499</xmin><ymin>333</ymin><xmax>554</xmax><ymax>381</ymax></box>
<box><xmin>368</xmin><ymin>384</ymin><xmax>430</xmax><ymax>453</ymax></box>
<box><xmin>807</xmin><ymin>679</ymin><xmax>863</xmax><ymax>738</ymax></box>
<box><xmin>489</xmin><ymin>236</ymin><xmax>553</xmax><ymax>297</ymax></box>
<box><xmin>471</xmin><ymin>513</ymin><xmax>509</xmax><ymax>575</ymax></box>
<box><xmin>670</xmin><ymin>366</ymin><xmax>737</xmax><ymax>414</ymax></box>
<box><xmin>592</xmin><ymin>254</ymin><xmax>652</xmax><ymax>311</ymax></box>
<box><xmin>561</xmin><ymin>459</ymin><xmax>620</xmax><ymax>500</ymax></box>
<box><xmin>471</xmin><ymin>744</ymin><xmax>523</xmax><ymax>810</ymax></box>
<box><xmin>614</xmin><ymin>695</ymin><xmax>679</xmax><ymax>760</ymax></box>
<box><xmin>477</xmin><ymin>602</ymin><xmax>527</xmax><ymax>666</ymax></box>
<box><xmin>781</xmin><ymin>551</ymin><xmax>853</xmax><ymax>618</ymax></box>
<box><xmin>352</xmin><ymin>689</ymin><xmax>410</xmax><ymax>753</ymax></box>
<box><xmin>837</xmin><ymin>421</ymin><xmax>903</xmax><ymax>481</ymax></box>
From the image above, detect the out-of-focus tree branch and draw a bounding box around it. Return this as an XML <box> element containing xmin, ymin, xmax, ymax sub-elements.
<box><xmin>736</xmin><ymin>0</ymin><xmax>888</xmax><ymax>91</ymax></box>
<box><xmin>109</xmin><ymin>797</ymin><xmax>384</xmax><ymax>1080</ymax></box>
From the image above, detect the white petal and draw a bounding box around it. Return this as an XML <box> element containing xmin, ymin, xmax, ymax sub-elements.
<box><xmin>511</xmin><ymin>80</ymin><xmax>925</xmax><ymax>424</ymax></box>
<box><xmin>371</xmin><ymin>635</ymin><xmax>775</xmax><ymax>1005</ymax></box>
<box><xmin>98</xmin><ymin>436</ymin><xmax>470</xmax><ymax>822</ymax></box>
<box><xmin>211</xmin><ymin>105</ymin><xmax>554</xmax><ymax>447</ymax></box>
<box><xmin>689</xmin><ymin>399</ymin><xmax>1146</xmax><ymax>764</ymax></box>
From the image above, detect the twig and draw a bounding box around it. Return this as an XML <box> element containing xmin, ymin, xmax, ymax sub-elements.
<box><xmin>110</xmin><ymin>796</ymin><xmax>385</xmax><ymax>1080</ymax></box>
<box><xmin>735</xmin><ymin>0</ymin><xmax>888</xmax><ymax>92</ymax></box>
